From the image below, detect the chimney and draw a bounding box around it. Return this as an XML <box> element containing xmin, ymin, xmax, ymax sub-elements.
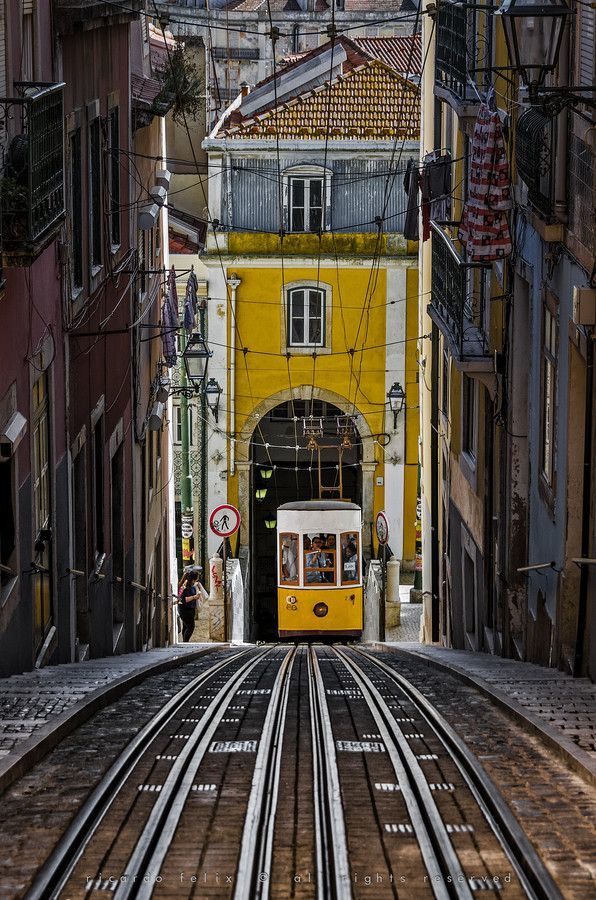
<box><xmin>240</xmin><ymin>81</ymin><xmax>250</xmax><ymax>96</ymax></box>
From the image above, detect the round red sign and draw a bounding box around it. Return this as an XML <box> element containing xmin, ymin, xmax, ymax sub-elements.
<box><xmin>209</xmin><ymin>504</ymin><xmax>241</xmax><ymax>537</ymax></box>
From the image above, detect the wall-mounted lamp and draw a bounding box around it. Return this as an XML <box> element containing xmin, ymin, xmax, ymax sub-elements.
<box><xmin>264</xmin><ymin>517</ymin><xmax>277</xmax><ymax>530</ymax></box>
<box><xmin>255</xmin><ymin>487</ymin><xmax>268</xmax><ymax>502</ymax></box>
<box><xmin>204</xmin><ymin>377</ymin><xmax>222</xmax><ymax>423</ymax></box>
<box><xmin>260</xmin><ymin>467</ymin><xmax>273</xmax><ymax>480</ymax></box>
<box><xmin>183</xmin><ymin>333</ymin><xmax>211</xmax><ymax>390</ymax></box>
<box><xmin>496</xmin><ymin>0</ymin><xmax>595</xmax><ymax>108</ymax></box>
<box><xmin>387</xmin><ymin>382</ymin><xmax>406</xmax><ymax>430</ymax></box>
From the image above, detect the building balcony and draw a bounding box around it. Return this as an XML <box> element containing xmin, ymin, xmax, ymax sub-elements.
<box><xmin>515</xmin><ymin>107</ymin><xmax>556</xmax><ymax>223</ymax></box>
<box><xmin>435</xmin><ymin>1</ymin><xmax>491</xmax><ymax>116</ymax></box>
<box><xmin>211</xmin><ymin>47</ymin><xmax>260</xmax><ymax>61</ymax></box>
<box><xmin>1</xmin><ymin>83</ymin><xmax>65</xmax><ymax>267</ymax></box>
<box><xmin>428</xmin><ymin>223</ymin><xmax>493</xmax><ymax>371</ymax></box>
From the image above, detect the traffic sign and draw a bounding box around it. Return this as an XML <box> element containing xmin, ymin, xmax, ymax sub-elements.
<box><xmin>210</xmin><ymin>503</ymin><xmax>241</xmax><ymax>537</ymax></box>
<box><xmin>375</xmin><ymin>511</ymin><xmax>389</xmax><ymax>545</ymax></box>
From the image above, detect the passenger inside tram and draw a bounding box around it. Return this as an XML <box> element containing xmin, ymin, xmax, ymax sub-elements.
<box><xmin>341</xmin><ymin>533</ymin><xmax>359</xmax><ymax>583</ymax></box>
<box><xmin>305</xmin><ymin>534</ymin><xmax>336</xmax><ymax>583</ymax></box>
<box><xmin>280</xmin><ymin>533</ymin><xmax>298</xmax><ymax>583</ymax></box>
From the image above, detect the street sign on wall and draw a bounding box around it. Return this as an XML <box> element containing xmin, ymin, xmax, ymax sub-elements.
<box><xmin>375</xmin><ymin>511</ymin><xmax>389</xmax><ymax>545</ymax></box>
<box><xmin>209</xmin><ymin>504</ymin><xmax>241</xmax><ymax>538</ymax></box>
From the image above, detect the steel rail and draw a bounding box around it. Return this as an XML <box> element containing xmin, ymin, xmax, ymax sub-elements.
<box><xmin>233</xmin><ymin>646</ymin><xmax>297</xmax><ymax>900</ymax></box>
<box><xmin>308</xmin><ymin>647</ymin><xmax>353</xmax><ymax>900</ymax></box>
<box><xmin>332</xmin><ymin>648</ymin><xmax>461</xmax><ymax>900</ymax></box>
<box><xmin>350</xmin><ymin>647</ymin><xmax>563</xmax><ymax>900</ymax></box>
<box><xmin>25</xmin><ymin>647</ymin><xmax>259</xmax><ymax>900</ymax></box>
<box><xmin>120</xmin><ymin>646</ymin><xmax>278</xmax><ymax>900</ymax></box>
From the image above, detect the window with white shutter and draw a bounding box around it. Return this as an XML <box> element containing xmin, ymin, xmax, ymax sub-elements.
<box><xmin>577</xmin><ymin>5</ymin><xmax>595</xmax><ymax>114</ymax></box>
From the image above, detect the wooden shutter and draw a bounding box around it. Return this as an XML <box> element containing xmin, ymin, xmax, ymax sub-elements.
<box><xmin>578</xmin><ymin>6</ymin><xmax>595</xmax><ymax>89</ymax></box>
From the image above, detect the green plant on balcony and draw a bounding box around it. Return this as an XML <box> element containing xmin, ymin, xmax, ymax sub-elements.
<box><xmin>0</xmin><ymin>174</ymin><xmax>29</xmax><ymax>243</ymax></box>
<box><xmin>156</xmin><ymin>44</ymin><xmax>203</xmax><ymax>126</ymax></box>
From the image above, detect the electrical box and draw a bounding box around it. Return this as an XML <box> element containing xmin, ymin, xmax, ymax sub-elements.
<box><xmin>572</xmin><ymin>287</ymin><xmax>596</xmax><ymax>326</ymax></box>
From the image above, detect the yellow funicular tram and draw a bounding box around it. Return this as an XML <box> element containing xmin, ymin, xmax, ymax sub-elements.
<box><xmin>276</xmin><ymin>500</ymin><xmax>363</xmax><ymax>639</ymax></box>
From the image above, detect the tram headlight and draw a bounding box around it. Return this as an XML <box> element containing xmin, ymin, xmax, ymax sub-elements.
<box><xmin>313</xmin><ymin>601</ymin><xmax>329</xmax><ymax>618</ymax></box>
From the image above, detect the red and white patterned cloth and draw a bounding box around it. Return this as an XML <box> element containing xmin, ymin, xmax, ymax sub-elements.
<box><xmin>458</xmin><ymin>103</ymin><xmax>512</xmax><ymax>262</ymax></box>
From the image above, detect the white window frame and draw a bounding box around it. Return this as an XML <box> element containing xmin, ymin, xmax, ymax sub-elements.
<box><xmin>282</xmin><ymin>165</ymin><xmax>332</xmax><ymax>234</ymax></box>
<box><xmin>287</xmin><ymin>286</ymin><xmax>325</xmax><ymax>348</ymax></box>
<box><xmin>281</xmin><ymin>280</ymin><xmax>332</xmax><ymax>355</ymax></box>
<box><xmin>173</xmin><ymin>403</ymin><xmax>195</xmax><ymax>447</ymax></box>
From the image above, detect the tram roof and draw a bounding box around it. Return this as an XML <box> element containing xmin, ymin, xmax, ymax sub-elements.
<box><xmin>278</xmin><ymin>500</ymin><xmax>360</xmax><ymax>511</ymax></box>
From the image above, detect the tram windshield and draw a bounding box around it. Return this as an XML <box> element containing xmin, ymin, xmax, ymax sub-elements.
<box><xmin>304</xmin><ymin>533</ymin><xmax>336</xmax><ymax>584</ymax></box>
<box><xmin>279</xmin><ymin>533</ymin><xmax>299</xmax><ymax>584</ymax></box>
<box><xmin>341</xmin><ymin>532</ymin><xmax>360</xmax><ymax>584</ymax></box>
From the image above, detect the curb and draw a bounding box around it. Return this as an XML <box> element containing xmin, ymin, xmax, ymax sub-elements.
<box><xmin>0</xmin><ymin>645</ymin><xmax>226</xmax><ymax>797</ymax></box>
<box><xmin>368</xmin><ymin>643</ymin><xmax>596</xmax><ymax>788</ymax></box>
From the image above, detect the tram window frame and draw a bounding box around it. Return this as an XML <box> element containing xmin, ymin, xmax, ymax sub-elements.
<box><xmin>279</xmin><ymin>532</ymin><xmax>299</xmax><ymax>586</ymax></box>
<box><xmin>303</xmin><ymin>533</ymin><xmax>337</xmax><ymax>586</ymax></box>
<box><xmin>340</xmin><ymin>532</ymin><xmax>360</xmax><ymax>585</ymax></box>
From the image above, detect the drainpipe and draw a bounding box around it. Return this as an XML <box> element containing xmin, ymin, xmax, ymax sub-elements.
<box><xmin>574</xmin><ymin>332</ymin><xmax>594</xmax><ymax>675</ymax></box>
<box><xmin>554</xmin><ymin>18</ymin><xmax>570</xmax><ymax>221</ymax></box>
<box><xmin>227</xmin><ymin>274</ymin><xmax>241</xmax><ymax>476</ymax></box>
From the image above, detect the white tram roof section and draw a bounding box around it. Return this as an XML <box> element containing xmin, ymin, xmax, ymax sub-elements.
<box><xmin>278</xmin><ymin>501</ymin><xmax>360</xmax><ymax>511</ymax></box>
<box><xmin>277</xmin><ymin>502</ymin><xmax>362</xmax><ymax>534</ymax></box>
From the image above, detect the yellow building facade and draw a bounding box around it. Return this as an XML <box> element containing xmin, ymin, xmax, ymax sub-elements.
<box><xmin>202</xmin><ymin>40</ymin><xmax>421</xmax><ymax>638</ymax></box>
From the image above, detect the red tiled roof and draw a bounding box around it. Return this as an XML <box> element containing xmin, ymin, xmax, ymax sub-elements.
<box><xmin>353</xmin><ymin>34</ymin><xmax>422</xmax><ymax>76</ymax></box>
<box><xmin>169</xmin><ymin>227</ymin><xmax>200</xmax><ymax>255</ymax></box>
<box><xmin>131</xmin><ymin>72</ymin><xmax>162</xmax><ymax>106</ymax></box>
<box><xmin>223</xmin><ymin>60</ymin><xmax>419</xmax><ymax>140</ymax></box>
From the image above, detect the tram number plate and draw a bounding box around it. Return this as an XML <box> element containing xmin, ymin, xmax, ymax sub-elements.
<box><xmin>336</xmin><ymin>740</ymin><xmax>386</xmax><ymax>753</ymax></box>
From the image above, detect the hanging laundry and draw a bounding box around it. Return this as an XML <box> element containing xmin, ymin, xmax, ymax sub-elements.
<box><xmin>161</xmin><ymin>266</ymin><xmax>179</xmax><ymax>368</ymax></box>
<box><xmin>458</xmin><ymin>103</ymin><xmax>512</xmax><ymax>262</ymax></box>
<box><xmin>183</xmin><ymin>271</ymin><xmax>198</xmax><ymax>333</ymax></box>
<box><xmin>403</xmin><ymin>158</ymin><xmax>420</xmax><ymax>241</ymax></box>
<box><xmin>422</xmin><ymin>151</ymin><xmax>452</xmax><ymax>225</ymax></box>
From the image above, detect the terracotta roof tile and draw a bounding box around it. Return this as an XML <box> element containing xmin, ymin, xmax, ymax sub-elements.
<box><xmin>223</xmin><ymin>60</ymin><xmax>419</xmax><ymax>140</ymax></box>
<box><xmin>353</xmin><ymin>34</ymin><xmax>422</xmax><ymax>76</ymax></box>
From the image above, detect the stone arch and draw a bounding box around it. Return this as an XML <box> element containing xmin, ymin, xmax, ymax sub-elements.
<box><xmin>235</xmin><ymin>385</ymin><xmax>377</xmax><ymax>552</ymax></box>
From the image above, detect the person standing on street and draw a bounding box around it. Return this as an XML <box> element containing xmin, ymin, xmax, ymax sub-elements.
<box><xmin>178</xmin><ymin>571</ymin><xmax>200</xmax><ymax>642</ymax></box>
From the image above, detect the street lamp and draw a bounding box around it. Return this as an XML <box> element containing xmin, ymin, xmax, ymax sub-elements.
<box><xmin>495</xmin><ymin>0</ymin><xmax>570</xmax><ymax>95</ymax></box>
<box><xmin>255</xmin><ymin>487</ymin><xmax>268</xmax><ymax>501</ymax></box>
<box><xmin>260</xmin><ymin>467</ymin><xmax>273</xmax><ymax>480</ymax></box>
<box><xmin>264</xmin><ymin>517</ymin><xmax>277</xmax><ymax>529</ymax></box>
<box><xmin>183</xmin><ymin>333</ymin><xmax>211</xmax><ymax>390</ymax></box>
<box><xmin>387</xmin><ymin>382</ymin><xmax>406</xmax><ymax>430</ymax></box>
<box><xmin>204</xmin><ymin>377</ymin><xmax>222</xmax><ymax>423</ymax></box>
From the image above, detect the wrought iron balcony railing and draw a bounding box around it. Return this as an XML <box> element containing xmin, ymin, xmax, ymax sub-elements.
<box><xmin>429</xmin><ymin>223</ymin><xmax>490</xmax><ymax>359</ymax></box>
<box><xmin>1</xmin><ymin>83</ymin><xmax>65</xmax><ymax>266</ymax></box>
<box><xmin>435</xmin><ymin>1</ymin><xmax>492</xmax><ymax>105</ymax></box>
<box><xmin>515</xmin><ymin>107</ymin><xmax>556</xmax><ymax>221</ymax></box>
<box><xmin>211</xmin><ymin>46</ymin><xmax>260</xmax><ymax>61</ymax></box>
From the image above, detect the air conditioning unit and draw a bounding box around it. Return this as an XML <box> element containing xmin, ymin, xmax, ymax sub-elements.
<box><xmin>155</xmin><ymin>168</ymin><xmax>171</xmax><ymax>191</ymax></box>
<box><xmin>572</xmin><ymin>287</ymin><xmax>596</xmax><ymax>326</ymax></box>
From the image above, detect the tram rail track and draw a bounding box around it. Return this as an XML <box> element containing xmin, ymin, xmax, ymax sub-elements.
<box><xmin>340</xmin><ymin>646</ymin><xmax>564</xmax><ymax>900</ymax></box>
<box><xmin>25</xmin><ymin>646</ymin><xmax>269</xmax><ymax>900</ymax></box>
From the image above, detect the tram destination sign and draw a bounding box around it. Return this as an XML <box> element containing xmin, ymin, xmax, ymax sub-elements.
<box><xmin>210</xmin><ymin>504</ymin><xmax>241</xmax><ymax>537</ymax></box>
<box><xmin>375</xmin><ymin>511</ymin><xmax>389</xmax><ymax>545</ymax></box>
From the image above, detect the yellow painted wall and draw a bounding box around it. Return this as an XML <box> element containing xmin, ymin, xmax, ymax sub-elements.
<box><xmin>221</xmin><ymin>258</ymin><xmax>419</xmax><ymax>557</ymax></box>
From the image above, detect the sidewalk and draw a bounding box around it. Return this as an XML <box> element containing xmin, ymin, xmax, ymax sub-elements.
<box><xmin>0</xmin><ymin>643</ymin><xmax>219</xmax><ymax>793</ymax></box>
<box><xmin>373</xmin><ymin>639</ymin><xmax>596</xmax><ymax>786</ymax></box>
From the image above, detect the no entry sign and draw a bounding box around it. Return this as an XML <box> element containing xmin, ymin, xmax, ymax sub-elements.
<box><xmin>210</xmin><ymin>504</ymin><xmax>241</xmax><ymax>538</ymax></box>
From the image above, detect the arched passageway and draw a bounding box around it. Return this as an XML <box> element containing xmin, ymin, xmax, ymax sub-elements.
<box><xmin>248</xmin><ymin>397</ymin><xmax>364</xmax><ymax>640</ymax></box>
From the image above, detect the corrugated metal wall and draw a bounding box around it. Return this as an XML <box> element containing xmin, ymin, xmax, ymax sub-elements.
<box><xmin>224</xmin><ymin>155</ymin><xmax>412</xmax><ymax>234</ymax></box>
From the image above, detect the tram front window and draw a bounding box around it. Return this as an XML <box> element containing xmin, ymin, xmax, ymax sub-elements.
<box><xmin>341</xmin><ymin>532</ymin><xmax>360</xmax><ymax>584</ymax></box>
<box><xmin>304</xmin><ymin>533</ymin><xmax>336</xmax><ymax>584</ymax></box>
<box><xmin>280</xmin><ymin>533</ymin><xmax>299</xmax><ymax>584</ymax></box>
